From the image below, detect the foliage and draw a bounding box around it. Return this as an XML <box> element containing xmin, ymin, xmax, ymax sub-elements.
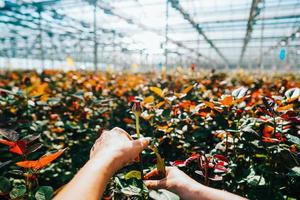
<box><xmin>0</xmin><ymin>70</ymin><xmax>299</xmax><ymax>199</ymax></box>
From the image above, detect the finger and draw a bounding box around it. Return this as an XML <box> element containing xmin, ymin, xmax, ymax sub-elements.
<box><xmin>131</xmin><ymin>137</ymin><xmax>150</xmax><ymax>154</ymax></box>
<box><xmin>112</xmin><ymin>127</ymin><xmax>133</xmax><ymax>140</ymax></box>
<box><xmin>144</xmin><ymin>169</ymin><xmax>159</xmax><ymax>180</ymax></box>
<box><xmin>89</xmin><ymin>145</ymin><xmax>95</xmax><ymax>158</ymax></box>
<box><xmin>144</xmin><ymin>179</ymin><xmax>167</xmax><ymax>190</ymax></box>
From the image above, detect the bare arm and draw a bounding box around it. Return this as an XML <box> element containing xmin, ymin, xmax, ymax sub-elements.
<box><xmin>54</xmin><ymin>127</ymin><xmax>149</xmax><ymax>200</ymax></box>
<box><xmin>54</xmin><ymin>127</ymin><xmax>245</xmax><ymax>200</ymax></box>
<box><xmin>144</xmin><ymin>167</ymin><xmax>246</xmax><ymax>200</ymax></box>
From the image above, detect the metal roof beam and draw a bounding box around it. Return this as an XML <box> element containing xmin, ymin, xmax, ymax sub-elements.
<box><xmin>92</xmin><ymin>0</ymin><xmax>216</xmax><ymax>64</ymax></box>
<box><xmin>238</xmin><ymin>0</ymin><xmax>264</xmax><ymax>65</ymax></box>
<box><xmin>169</xmin><ymin>0</ymin><xmax>229</xmax><ymax>65</ymax></box>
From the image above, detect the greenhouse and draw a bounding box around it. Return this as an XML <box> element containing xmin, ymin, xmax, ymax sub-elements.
<box><xmin>1</xmin><ymin>0</ymin><xmax>300</xmax><ymax>70</ymax></box>
<box><xmin>0</xmin><ymin>1</ymin><xmax>299</xmax><ymax>200</ymax></box>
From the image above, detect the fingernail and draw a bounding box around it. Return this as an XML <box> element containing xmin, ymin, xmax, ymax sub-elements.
<box><xmin>141</xmin><ymin>137</ymin><xmax>151</xmax><ymax>144</ymax></box>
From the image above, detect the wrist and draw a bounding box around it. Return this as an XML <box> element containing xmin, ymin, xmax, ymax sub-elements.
<box><xmin>172</xmin><ymin>179</ymin><xmax>205</xmax><ymax>199</ymax></box>
<box><xmin>89</xmin><ymin>150</ymin><xmax>121</xmax><ymax>175</ymax></box>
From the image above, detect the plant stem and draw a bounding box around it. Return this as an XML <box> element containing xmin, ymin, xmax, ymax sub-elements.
<box><xmin>273</xmin><ymin>116</ymin><xmax>276</xmax><ymax>136</ymax></box>
<box><xmin>134</xmin><ymin>114</ymin><xmax>144</xmax><ymax>192</ymax></box>
<box><xmin>203</xmin><ymin>154</ymin><xmax>209</xmax><ymax>186</ymax></box>
<box><xmin>135</xmin><ymin>114</ymin><xmax>140</xmax><ymax>138</ymax></box>
<box><xmin>225</xmin><ymin>132</ymin><xmax>228</xmax><ymax>156</ymax></box>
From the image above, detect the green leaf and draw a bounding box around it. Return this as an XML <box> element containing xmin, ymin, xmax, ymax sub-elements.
<box><xmin>255</xmin><ymin>154</ymin><xmax>268</xmax><ymax>159</ymax></box>
<box><xmin>232</xmin><ymin>87</ymin><xmax>248</xmax><ymax>99</ymax></box>
<box><xmin>35</xmin><ymin>186</ymin><xmax>54</xmax><ymax>200</ymax></box>
<box><xmin>0</xmin><ymin>160</ymin><xmax>12</xmax><ymax>169</ymax></box>
<box><xmin>247</xmin><ymin>175</ymin><xmax>266</xmax><ymax>186</ymax></box>
<box><xmin>285</xmin><ymin>88</ymin><xmax>300</xmax><ymax>99</ymax></box>
<box><xmin>288</xmin><ymin>167</ymin><xmax>300</xmax><ymax>177</ymax></box>
<box><xmin>0</xmin><ymin>176</ymin><xmax>11</xmax><ymax>194</ymax></box>
<box><xmin>286</xmin><ymin>134</ymin><xmax>300</xmax><ymax>146</ymax></box>
<box><xmin>26</xmin><ymin>143</ymin><xmax>43</xmax><ymax>154</ymax></box>
<box><xmin>121</xmin><ymin>185</ymin><xmax>141</xmax><ymax>196</ymax></box>
<box><xmin>9</xmin><ymin>184</ymin><xmax>26</xmax><ymax>199</ymax></box>
<box><xmin>149</xmin><ymin>189</ymin><xmax>180</xmax><ymax>200</ymax></box>
<box><xmin>162</xmin><ymin>109</ymin><xmax>171</xmax><ymax>118</ymax></box>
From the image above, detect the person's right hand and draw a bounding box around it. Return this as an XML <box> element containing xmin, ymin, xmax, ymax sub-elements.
<box><xmin>144</xmin><ymin>167</ymin><xmax>199</xmax><ymax>196</ymax></box>
<box><xmin>144</xmin><ymin>167</ymin><xmax>246</xmax><ymax>200</ymax></box>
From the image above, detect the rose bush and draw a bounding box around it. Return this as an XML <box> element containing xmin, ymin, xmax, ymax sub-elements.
<box><xmin>0</xmin><ymin>70</ymin><xmax>299</xmax><ymax>199</ymax></box>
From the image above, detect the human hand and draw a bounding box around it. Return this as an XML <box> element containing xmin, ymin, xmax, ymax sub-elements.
<box><xmin>89</xmin><ymin>127</ymin><xmax>150</xmax><ymax>173</ymax></box>
<box><xmin>144</xmin><ymin>167</ymin><xmax>246</xmax><ymax>200</ymax></box>
<box><xmin>144</xmin><ymin>167</ymin><xmax>203</xmax><ymax>198</ymax></box>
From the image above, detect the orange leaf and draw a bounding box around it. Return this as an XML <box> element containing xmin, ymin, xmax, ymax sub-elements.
<box><xmin>263</xmin><ymin>126</ymin><xmax>274</xmax><ymax>137</ymax></box>
<box><xmin>276</xmin><ymin>104</ymin><xmax>293</xmax><ymax>112</ymax></box>
<box><xmin>16</xmin><ymin>149</ymin><xmax>66</xmax><ymax>170</ymax></box>
<box><xmin>219</xmin><ymin>96</ymin><xmax>234</xmax><ymax>106</ymax></box>
<box><xmin>149</xmin><ymin>87</ymin><xmax>164</xmax><ymax>98</ymax></box>
<box><xmin>204</xmin><ymin>101</ymin><xmax>215</xmax><ymax>109</ymax></box>
<box><xmin>262</xmin><ymin>137</ymin><xmax>279</xmax><ymax>143</ymax></box>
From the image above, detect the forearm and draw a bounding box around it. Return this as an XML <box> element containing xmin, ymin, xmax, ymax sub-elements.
<box><xmin>174</xmin><ymin>179</ymin><xmax>246</xmax><ymax>200</ymax></box>
<box><xmin>54</xmin><ymin>156</ymin><xmax>115</xmax><ymax>200</ymax></box>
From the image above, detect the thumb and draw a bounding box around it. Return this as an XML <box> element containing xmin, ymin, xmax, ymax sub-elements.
<box><xmin>144</xmin><ymin>179</ymin><xmax>167</xmax><ymax>190</ymax></box>
<box><xmin>131</xmin><ymin>137</ymin><xmax>150</xmax><ymax>154</ymax></box>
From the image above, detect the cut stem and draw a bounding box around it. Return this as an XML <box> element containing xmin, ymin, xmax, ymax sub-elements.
<box><xmin>135</xmin><ymin>114</ymin><xmax>140</xmax><ymax>138</ymax></box>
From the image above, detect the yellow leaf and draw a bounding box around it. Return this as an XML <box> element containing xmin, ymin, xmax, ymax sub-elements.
<box><xmin>10</xmin><ymin>107</ymin><xmax>17</xmax><ymax>114</ymax></box>
<box><xmin>150</xmin><ymin>145</ymin><xmax>166</xmax><ymax>178</ymax></box>
<box><xmin>141</xmin><ymin>113</ymin><xmax>154</xmax><ymax>121</ymax></box>
<box><xmin>155</xmin><ymin>101</ymin><xmax>165</xmax><ymax>108</ymax></box>
<box><xmin>182</xmin><ymin>85</ymin><xmax>194</xmax><ymax>94</ymax></box>
<box><xmin>157</xmin><ymin>125</ymin><xmax>173</xmax><ymax>133</ymax></box>
<box><xmin>124</xmin><ymin>170</ymin><xmax>141</xmax><ymax>180</ymax></box>
<box><xmin>143</xmin><ymin>96</ymin><xmax>154</xmax><ymax>104</ymax></box>
<box><xmin>150</xmin><ymin>87</ymin><xmax>164</xmax><ymax>98</ymax></box>
<box><xmin>277</xmin><ymin>104</ymin><xmax>293</xmax><ymax>112</ymax></box>
<box><xmin>174</xmin><ymin>92</ymin><xmax>182</xmax><ymax>98</ymax></box>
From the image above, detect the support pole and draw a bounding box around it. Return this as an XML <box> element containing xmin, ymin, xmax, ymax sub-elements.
<box><xmin>259</xmin><ymin>1</ymin><xmax>265</xmax><ymax>71</ymax></box>
<box><xmin>93</xmin><ymin>0</ymin><xmax>98</xmax><ymax>71</ymax></box>
<box><xmin>165</xmin><ymin>0</ymin><xmax>169</xmax><ymax>69</ymax></box>
<box><xmin>24</xmin><ymin>37</ymin><xmax>29</xmax><ymax>69</ymax></box>
<box><xmin>38</xmin><ymin>8</ymin><xmax>44</xmax><ymax>70</ymax></box>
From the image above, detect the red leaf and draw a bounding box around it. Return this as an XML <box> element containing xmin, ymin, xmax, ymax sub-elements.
<box><xmin>184</xmin><ymin>154</ymin><xmax>200</xmax><ymax>166</ymax></box>
<box><xmin>127</xmin><ymin>96</ymin><xmax>136</xmax><ymax>103</ymax></box>
<box><xmin>213</xmin><ymin>154</ymin><xmax>229</xmax><ymax>162</ymax></box>
<box><xmin>0</xmin><ymin>139</ymin><xmax>27</xmax><ymax>155</ymax></box>
<box><xmin>172</xmin><ymin>160</ymin><xmax>185</xmax><ymax>167</ymax></box>
<box><xmin>214</xmin><ymin>163</ymin><xmax>228</xmax><ymax>173</ymax></box>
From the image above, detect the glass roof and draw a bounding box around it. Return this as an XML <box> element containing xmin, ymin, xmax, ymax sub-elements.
<box><xmin>0</xmin><ymin>0</ymin><xmax>299</xmax><ymax>69</ymax></box>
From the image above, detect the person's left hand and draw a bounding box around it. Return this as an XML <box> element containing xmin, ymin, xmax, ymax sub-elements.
<box><xmin>89</xmin><ymin>127</ymin><xmax>150</xmax><ymax>173</ymax></box>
